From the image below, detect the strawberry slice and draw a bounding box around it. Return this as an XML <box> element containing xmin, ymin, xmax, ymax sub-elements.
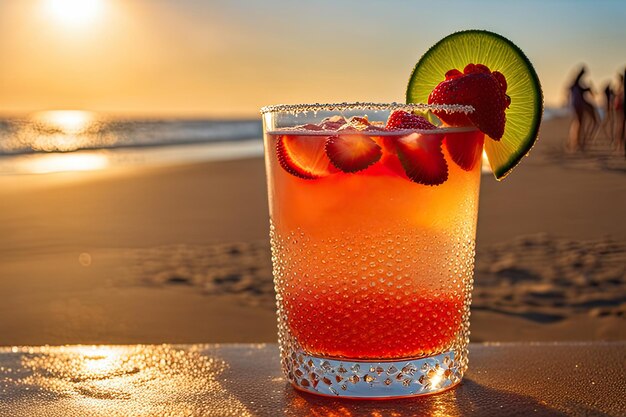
<box><xmin>444</xmin><ymin>130</ymin><xmax>485</xmax><ymax>171</ymax></box>
<box><xmin>385</xmin><ymin>110</ymin><xmax>437</xmax><ymax>131</ymax></box>
<box><xmin>325</xmin><ymin>134</ymin><xmax>382</xmax><ymax>173</ymax></box>
<box><xmin>395</xmin><ymin>133</ymin><xmax>448</xmax><ymax>185</ymax></box>
<box><xmin>428</xmin><ymin>63</ymin><xmax>509</xmax><ymax>140</ymax></box>
<box><xmin>276</xmin><ymin>135</ymin><xmax>336</xmax><ymax>179</ymax></box>
<box><xmin>382</xmin><ymin>110</ymin><xmax>438</xmax><ymax>157</ymax></box>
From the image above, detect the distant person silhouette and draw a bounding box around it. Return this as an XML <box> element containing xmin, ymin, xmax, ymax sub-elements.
<box><xmin>616</xmin><ymin>71</ymin><xmax>625</xmax><ymax>156</ymax></box>
<box><xmin>602</xmin><ymin>82</ymin><xmax>614</xmax><ymax>142</ymax></box>
<box><xmin>568</xmin><ymin>66</ymin><xmax>599</xmax><ymax>152</ymax></box>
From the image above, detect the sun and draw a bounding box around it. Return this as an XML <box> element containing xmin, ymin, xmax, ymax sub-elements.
<box><xmin>43</xmin><ymin>0</ymin><xmax>104</xmax><ymax>27</ymax></box>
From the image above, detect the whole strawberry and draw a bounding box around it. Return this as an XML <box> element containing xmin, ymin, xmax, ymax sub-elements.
<box><xmin>428</xmin><ymin>64</ymin><xmax>509</xmax><ymax>140</ymax></box>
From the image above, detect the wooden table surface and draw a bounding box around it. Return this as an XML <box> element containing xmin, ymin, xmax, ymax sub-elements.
<box><xmin>1</xmin><ymin>342</ymin><xmax>625</xmax><ymax>416</ymax></box>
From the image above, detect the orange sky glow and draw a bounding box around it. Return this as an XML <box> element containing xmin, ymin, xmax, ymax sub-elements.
<box><xmin>0</xmin><ymin>0</ymin><xmax>625</xmax><ymax>117</ymax></box>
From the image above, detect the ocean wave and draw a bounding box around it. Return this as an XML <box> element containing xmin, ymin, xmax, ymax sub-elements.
<box><xmin>0</xmin><ymin>112</ymin><xmax>262</xmax><ymax>156</ymax></box>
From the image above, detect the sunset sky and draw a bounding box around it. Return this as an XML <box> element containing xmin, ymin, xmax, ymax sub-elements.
<box><xmin>0</xmin><ymin>0</ymin><xmax>625</xmax><ymax>117</ymax></box>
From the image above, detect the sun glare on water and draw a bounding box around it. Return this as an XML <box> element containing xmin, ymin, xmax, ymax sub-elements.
<box><xmin>31</xmin><ymin>110</ymin><xmax>99</xmax><ymax>152</ymax></box>
<box><xmin>43</xmin><ymin>0</ymin><xmax>105</xmax><ymax>27</ymax></box>
<box><xmin>11</xmin><ymin>110</ymin><xmax>111</xmax><ymax>174</ymax></box>
<box><xmin>36</xmin><ymin>110</ymin><xmax>93</xmax><ymax>134</ymax></box>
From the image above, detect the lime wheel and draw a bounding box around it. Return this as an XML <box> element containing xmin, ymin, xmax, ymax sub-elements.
<box><xmin>406</xmin><ymin>30</ymin><xmax>543</xmax><ymax>179</ymax></box>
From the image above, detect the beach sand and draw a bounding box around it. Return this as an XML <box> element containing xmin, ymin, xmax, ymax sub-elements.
<box><xmin>0</xmin><ymin>116</ymin><xmax>624</xmax><ymax>345</ymax></box>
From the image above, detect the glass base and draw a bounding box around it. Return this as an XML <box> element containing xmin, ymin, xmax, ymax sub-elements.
<box><xmin>284</xmin><ymin>348</ymin><xmax>464</xmax><ymax>399</ymax></box>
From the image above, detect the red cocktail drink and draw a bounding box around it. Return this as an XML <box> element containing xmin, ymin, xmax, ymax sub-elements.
<box><xmin>263</xmin><ymin>103</ymin><xmax>482</xmax><ymax>398</ymax></box>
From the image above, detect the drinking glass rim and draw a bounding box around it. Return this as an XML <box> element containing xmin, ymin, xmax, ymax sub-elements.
<box><xmin>259</xmin><ymin>102</ymin><xmax>474</xmax><ymax>115</ymax></box>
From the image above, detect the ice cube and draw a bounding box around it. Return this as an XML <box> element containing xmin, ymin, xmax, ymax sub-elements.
<box><xmin>320</xmin><ymin>115</ymin><xmax>347</xmax><ymax>131</ymax></box>
<box><xmin>340</xmin><ymin>116</ymin><xmax>385</xmax><ymax>132</ymax></box>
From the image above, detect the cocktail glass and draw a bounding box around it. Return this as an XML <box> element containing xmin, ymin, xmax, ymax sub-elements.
<box><xmin>261</xmin><ymin>102</ymin><xmax>482</xmax><ymax>399</ymax></box>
